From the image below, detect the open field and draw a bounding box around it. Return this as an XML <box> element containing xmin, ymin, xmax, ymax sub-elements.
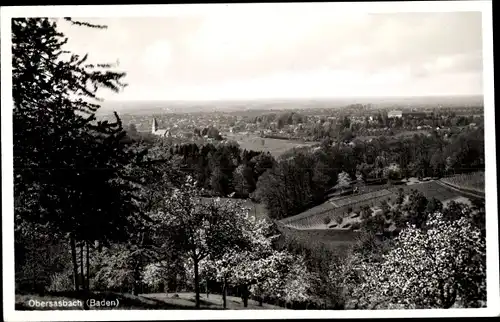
<box><xmin>15</xmin><ymin>292</ymin><xmax>284</xmax><ymax>310</ymax></box>
<box><xmin>225</xmin><ymin>133</ymin><xmax>318</xmax><ymax>157</ymax></box>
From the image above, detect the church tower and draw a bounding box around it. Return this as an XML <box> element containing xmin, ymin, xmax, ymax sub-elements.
<box><xmin>152</xmin><ymin>118</ymin><xmax>157</xmax><ymax>133</ymax></box>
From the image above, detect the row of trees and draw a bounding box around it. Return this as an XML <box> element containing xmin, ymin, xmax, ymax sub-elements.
<box><xmin>252</xmin><ymin>111</ymin><xmax>308</xmax><ymax>129</ymax></box>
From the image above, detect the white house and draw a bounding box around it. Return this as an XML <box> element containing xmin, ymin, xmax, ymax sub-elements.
<box><xmin>388</xmin><ymin>110</ymin><xmax>403</xmax><ymax>118</ymax></box>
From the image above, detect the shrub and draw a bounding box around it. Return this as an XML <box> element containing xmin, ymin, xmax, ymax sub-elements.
<box><xmin>323</xmin><ymin>216</ymin><xmax>331</xmax><ymax>225</ymax></box>
<box><xmin>347</xmin><ymin>207</ymin><xmax>353</xmax><ymax>213</ymax></box>
<box><xmin>341</xmin><ymin>222</ymin><xmax>352</xmax><ymax>229</ymax></box>
<box><xmin>351</xmin><ymin>222</ymin><xmax>361</xmax><ymax>230</ymax></box>
<box><xmin>333</xmin><ymin>213</ymin><xmax>343</xmax><ymax>225</ymax></box>
<box><xmin>47</xmin><ymin>271</ymin><xmax>73</xmax><ymax>292</ymax></box>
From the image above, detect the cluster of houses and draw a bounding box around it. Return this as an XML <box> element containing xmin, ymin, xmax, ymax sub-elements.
<box><xmin>387</xmin><ymin>110</ymin><xmax>429</xmax><ymax>119</ymax></box>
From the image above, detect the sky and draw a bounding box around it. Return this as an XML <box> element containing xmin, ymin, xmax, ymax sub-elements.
<box><xmin>55</xmin><ymin>9</ymin><xmax>484</xmax><ymax>101</ymax></box>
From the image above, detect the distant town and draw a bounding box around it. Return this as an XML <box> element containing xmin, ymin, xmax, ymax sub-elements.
<box><xmin>98</xmin><ymin>97</ymin><xmax>484</xmax><ymax>158</ymax></box>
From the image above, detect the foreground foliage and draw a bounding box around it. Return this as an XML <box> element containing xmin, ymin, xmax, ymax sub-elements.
<box><xmin>344</xmin><ymin>212</ymin><xmax>486</xmax><ymax>309</ymax></box>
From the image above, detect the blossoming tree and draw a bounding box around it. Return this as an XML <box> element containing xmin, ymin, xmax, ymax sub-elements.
<box><xmin>344</xmin><ymin>212</ymin><xmax>486</xmax><ymax>309</ymax></box>
<box><xmin>150</xmin><ymin>176</ymin><xmax>249</xmax><ymax>308</ymax></box>
<box><xmin>205</xmin><ymin>214</ymin><xmax>312</xmax><ymax>308</ymax></box>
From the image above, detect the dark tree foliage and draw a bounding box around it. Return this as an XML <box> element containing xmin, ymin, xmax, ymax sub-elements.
<box><xmin>401</xmin><ymin>190</ymin><xmax>429</xmax><ymax>229</ymax></box>
<box><xmin>164</xmin><ymin>142</ymin><xmax>274</xmax><ymax>197</ymax></box>
<box><xmin>13</xmin><ymin>18</ymin><xmax>148</xmax><ymax>292</ymax></box>
<box><xmin>425</xmin><ymin>197</ymin><xmax>443</xmax><ymax>214</ymax></box>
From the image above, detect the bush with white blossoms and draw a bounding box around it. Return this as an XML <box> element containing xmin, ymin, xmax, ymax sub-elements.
<box><xmin>191</xmin><ymin>211</ymin><xmax>314</xmax><ymax>307</ymax></box>
<box><xmin>142</xmin><ymin>261</ymin><xmax>169</xmax><ymax>289</ymax></box>
<box><xmin>344</xmin><ymin>212</ymin><xmax>486</xmax><ymax>309</ymax></box>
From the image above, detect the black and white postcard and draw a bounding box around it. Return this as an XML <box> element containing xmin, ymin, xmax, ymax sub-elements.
<box><xmin>1</xmin><ymin>1</ymin><xmax>498</xmax><ymax>321</ymax></box>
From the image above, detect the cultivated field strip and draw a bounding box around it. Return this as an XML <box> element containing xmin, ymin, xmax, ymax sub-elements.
<box><xmin>388</xmin><ymin>181</ymin><xmax>460</xmax><ymax>200</ymax></box>
<box><xmin>436</xmin><ymin>180</ymin><xmax>485</xmax><ymax>199</ymax></box>
<box><xmin>331</xmin><ymin>189</ymin><xmax>393</xmax><ymax>207</ymax></box>
<box><xmin>440</xmin><ymin>172</ymin><xmax>485</xmax><ymax>195</ymax></box>
<box><xmin>280</xmin><ymin>201</ymin><xmax>337</xmax><ymax>225</ymax></box>
<box><xmin>281</xmin><ymin>179</ymin><xmax>481</xmax><ymax>229</ymax></box>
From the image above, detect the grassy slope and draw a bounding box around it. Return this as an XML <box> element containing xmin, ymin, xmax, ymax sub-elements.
<box><xmin>282</xmin><ymin>179</ymin><xmax>477</xmax><ymax>229</ymax></box>
<box><xmin>439</xmin><ymin>172</ymin><xmax>485</xmax><ymax>197</ymax></box>
<box><xmin>276</xmin><ymin>173</ymin><xmax>485</xmax><ymax>249</ymax></box>
<box><xmin>143</xmin><ymin>293</ymin><xmax>284</xmax><ymax>310</ymax></box>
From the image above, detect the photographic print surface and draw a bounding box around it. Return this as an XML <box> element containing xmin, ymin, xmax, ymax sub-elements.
<box><xmin>1</xmin><ymin>2</ymin><xmax>498</xmax><ymax>321</ymax></box>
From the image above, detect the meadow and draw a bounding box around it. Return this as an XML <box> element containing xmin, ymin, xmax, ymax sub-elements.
<box><xmin>225</xmin><ymin>133</ymin><xmax>317</xmax><ymax>157</ymax></box>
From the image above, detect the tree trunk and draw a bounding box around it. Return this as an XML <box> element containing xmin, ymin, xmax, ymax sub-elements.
<box><xmin>222</xmin><ymin>276</ymin><xmax>227</xmax><ymax>309</ymax></box>
<box><xmin>242</xmin><ymin>284</ymin><xmax>249</xmax><ymax>308</ymax></box>
<box><xmin>79</xmin><ymin>242</ymin><xmax>85</xmax><ymax>291</ymax></box>
<box><xmin>194</xmin><ymin>257</ymin><xmax>201</xmax><ymax>308</ymax></box>
<box><xmin>133</xmin><ymin>265</ymin><xmax>141</xmax><ymax>296</ymax></box>
<box><xmin>31</xmin><ymin>228</ymin><xmax>37</xmax><ymax>293</ymax></box>
<box><xmin>85</xmin><ymin>241</ymin><xmax>90</xmax><ymax>291</ymax></box>
<box><xmin>259</xmin><ymin>297</ymin><xmax>263</xmax><ymax>306</ymax></box>
<box><xmin>70</xmin><ymin>236</ymin><xmax>79</xmax><ymax>291</ymax></box>
<box><xmin>206</xmin><ymin>278</ymin><xmax>209</xmax><ymax>298</ymax></box>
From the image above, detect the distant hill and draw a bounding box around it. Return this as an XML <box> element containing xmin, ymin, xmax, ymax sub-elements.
<box><xmin>96</xmin><ymin>95</ymin><xmax>484</xmax><ymax>116</ymax></box>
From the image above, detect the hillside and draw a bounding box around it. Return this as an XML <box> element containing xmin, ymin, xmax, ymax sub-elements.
<box><xmin>279</xmin><ymin>173</ymin><xmax>485</xmax><ymax>230</ymax></box>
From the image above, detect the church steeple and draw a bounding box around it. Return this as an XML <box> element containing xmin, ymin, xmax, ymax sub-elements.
<box><xmin>152</xmin><ymin>118</ymin><xmax>157</xmax><ymax>133</ymax></box>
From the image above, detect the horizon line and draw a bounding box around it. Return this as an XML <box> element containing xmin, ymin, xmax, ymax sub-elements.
<box><xmin>105</xmin><ymin>94</ymin><xmax>484</xmax><ymax>103</ymax></box>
